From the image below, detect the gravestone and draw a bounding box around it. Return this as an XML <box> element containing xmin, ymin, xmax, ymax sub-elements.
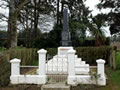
<box><xmin>61</xmin><ymin>8</ymin><xmax>72</xmax><ymax>46</ymax></box>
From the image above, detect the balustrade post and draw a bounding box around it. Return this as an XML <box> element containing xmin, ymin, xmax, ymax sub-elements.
<box><xmin>37</xmin><ymin>49</ymin><xmax>47</xmax><ymax>84</ymax></box>
<box><xmin>96</xmin><ymin>59</ymin><xmax>106</xmax><ymax>86</ymax></box>
<box><xmin>67</xmin><ymin>49</ymin><xmax>76</xmax><ymax>85</ymax></box>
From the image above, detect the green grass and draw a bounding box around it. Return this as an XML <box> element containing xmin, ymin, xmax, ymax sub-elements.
<box><xmin>116</xmin><ymin>50</ymin><xmax>120</xmax><ymax>69</ymax></box>
<box><xmin>107</xmin><ymin>67</ymin><xmax>120</xmax><ymax>85</ymax></box>
<box><xmin>98</xmin><ymin>67</ymin><xmax>120</xmax><ymax>90</ymax></box>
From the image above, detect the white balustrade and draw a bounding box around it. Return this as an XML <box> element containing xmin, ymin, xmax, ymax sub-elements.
<box><xmin>37</xmin><ymin>49</ymin><xmax>47</xmax><ymax>84</ymax></box>
<box><xmin>9</xmin><ymin>48</ymin><xmax>106</xmax><ymax>86</ymax></box>
<box><xmin>96</xmin><ymin>59</ymin><xmax>106</xmax><ymax>86</ymax></box>
<box><xmin>67</xmin><ymin>49</ymin><xmax>76</xmax><ymax>85</ymax></box>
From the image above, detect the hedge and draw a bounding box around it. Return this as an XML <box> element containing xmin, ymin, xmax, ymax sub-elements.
<box><xmin>4</xmin><ymin>47</ymin><xmax>112</xmax><ymax>65</ymax></box>
<box><xmin>0</xmin><ymin>53</ymin><xmax>10</xmax><ymax>87</ymax></box>
<box><xmin>3</xmin><ymin>48</ymin><xmax>38</xmax><ymax>65</ymax></box>
<box><xmin>0</xmin><ymin>46</ymin><xmax>112</xmax><ymax>66</ymax></box>
<box><xmin>75</xmin><ymin>46</ymin><xmax>111</xmax><ymax>65</ymax></box>
<box><xmin>46</xmin><ymin>46</ymin><xmax>112</xmax><ymax>65</ymax></box>
<box><xmin>47</xmin><ymin>48</ymin><xmax>57</xmax><ymax>56</ymax></box>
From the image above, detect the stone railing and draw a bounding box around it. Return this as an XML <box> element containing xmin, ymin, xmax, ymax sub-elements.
<box><xmin>10</xmin><ymin>49</ymin><xmax>106</xmax><ymax>86</ymax></box>
<box><xmin>10</xmin><ymin>49</ymin><xmax>47</xmax><ymax>84</ymax></box>
<box><xmin>67</xmin><ymin>49</ymin><xmax>106</xmax><ymax>86</ymax></box>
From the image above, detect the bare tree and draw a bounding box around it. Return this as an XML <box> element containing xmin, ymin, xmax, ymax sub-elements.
<box><xmin>8</xmin><ymin>0</ymin><xmax>28</xmax><ymax>48</ymax></box>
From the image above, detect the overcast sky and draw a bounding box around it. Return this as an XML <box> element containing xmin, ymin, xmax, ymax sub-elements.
<box><xmin>85</xmin><ymin>0</ymin><xmax>100</xmax><ymax>16</ymax></box>
<box><xmin>0</xmin><ymin>0</ymin><xmax>111</xmax><ymax>36</ymax></box>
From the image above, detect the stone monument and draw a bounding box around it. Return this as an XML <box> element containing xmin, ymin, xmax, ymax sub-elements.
<box><xmin>61</xmin><ymin>8</ymin><xmax>72</xmax><ymax>46</ymax></box>
<box><xmin>58</xmin><ymin>8</ymin><xmax>73</xmax><ymax>55</ymax></box>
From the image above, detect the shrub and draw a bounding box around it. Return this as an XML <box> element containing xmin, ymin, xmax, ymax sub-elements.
<box><xmin>75</xmin><ymin>46</ymin><xmax>112</xmax><ymax>65</ymax></box>
<box><xmin>46</xmin><ymin>47</ymin><xmax>111</xmax><ymax>65</ymax></box>
<box><xmin>0</xmin><ymin>54</ymin><xmax>10</xmax><ymax>87</ymax></box>
<box><xmin>47</xmin><ymin>48</ymin><xmax>57</xmax><ymax>56</ymax></box>
<box><xmin>3</xmin><ymin>48</ymin><xmax>38</xmax><ymax>65</ymax></box>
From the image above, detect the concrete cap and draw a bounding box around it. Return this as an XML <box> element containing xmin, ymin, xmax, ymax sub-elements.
<box><xmin>96</xmin><ymin>59</ymin><xmax>105</xmax><ymax>64</ymax></box>
<box><xmin>10</xmin><ymin>58</ymin><xmax>21</xmax><ymax>63</ymax></box>
<box><xmin>67</xmin><ymin>49</ymin><xmax>76</xmax><ymax>54</ymax></box>
<box><xmin>37</xmin><ymin>49</ymin><xmax>47</xmax><ymax>54</ymax></box>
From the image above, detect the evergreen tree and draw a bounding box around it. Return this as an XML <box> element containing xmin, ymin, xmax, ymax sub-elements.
<box><xmin>97</xmin><ymin>0</ymin><xmax>120</xmax><ymax>35</ymax></box>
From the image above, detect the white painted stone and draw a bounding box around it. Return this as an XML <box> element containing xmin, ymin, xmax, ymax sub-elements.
<box><xmin>67</xmin><ymin>49</ymin><xmax>76</xmax><ymax>85</ymax></box>
<box><xmin>75</xmin><ymin>75</ymin><xmax>96</xmax><ymax>84</ymax></box>
<box><xmin>38</xmin><ymin>49</ymin><xmax>47</xmax><ymax>54</ymax></box>
<box><xmin>10</xmin><ymin>48</ymin><xmax>106</xmax><ymax>86</ymax></box>
<box><xmin>26</xmin><ymin>75</ymin><xmax>38</xmax><ymax>84</ymax></box>
<box><xmin>67</xmin><ymin>76</ymin><xmax>76</xmax><ymax>85</ymax></box>
<box><xmin>58</xmin><ymin>47</ymin><xmax>73</xmax><ymax>55</ymax></box>
<box><xmin>38</xmin><ymin>49</ymin><xmax>47</xmax><ymax>84</ymax></box>
<box><xmin>80</xmin><ymin>61</ymin><xmax>85</xmax><ymax>64</ymax></box>
<box><xmin>75</xmin><ymin>64</ymin><xmax>90</xmax><ymax>75</ymax></box>
<box><xmin>96</xmin><ymin>59</ymin><xmax>105</xmax><ymax>77</ymax></box>
<box><xmin>38</xmin><ymin>75</ymin><xmax>47</xmax><ymax>84</ymax></box>
<box><xmin>11</xmin><ymin>75</ymin><xmax>46</xmax><ymax>84</ymax></box>
<box><xmin>10</xmin><ymin>75</ymin><xmax>19</xmax><ymax>84</ymax></box>
<box><xmin>97</xmin><ymin>77</ymin><xmax>106</xmax><ymax>86</ymax></box>
<box><xmin>96</xmin><ymin>59</ymin><xmax>106</xmax><ymax>86</ymax></box>
<box><xmin>75</xmin><ymin>58</ymin><xmax>81</xmax><ymax>64</ymax></box>
<box><xmin>38</xmin><ymin>49</ymin><xmax>47</xmax><ymax>75</ymax></box>
<box><xmin>45</xmin><ymin>53</ymin><xmax>89</xmax><ymax>75</ymax></box>
<box><xmin>10</xmin><ymin>58</ymin><xmax>21</xmax><ymax>76</ymax></box>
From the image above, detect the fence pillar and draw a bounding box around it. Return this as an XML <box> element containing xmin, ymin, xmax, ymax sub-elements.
<box><xmin>37</xmin><ymin>49</ymin><xmax>47</xmax><ymax>84</ymax></box>
<box><xmin>10</xmin><ymin>58</ymin><xmax>21</xmax><ymax>84</ymax></box>
<box><xmin>96</xmin><ymin>59</ymin><xmax>106</xmax><ymax>86</ymax></box>
<box><xmin>67</xmin><ymin>49</ymin><xmax>76</xmax><ymax>85</ymax></box>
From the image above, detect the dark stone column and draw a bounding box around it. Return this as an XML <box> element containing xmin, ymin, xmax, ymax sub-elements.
<box><xmin>61</xmin><ymin>8</ymin><xmax>72</xmax><ymax>46</ymax></box>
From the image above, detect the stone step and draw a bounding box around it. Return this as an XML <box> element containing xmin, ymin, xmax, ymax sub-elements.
<box><xmin>41</xmin><ymin>83</ymin><xmax>70</xmax><ymax>90</ymax></box>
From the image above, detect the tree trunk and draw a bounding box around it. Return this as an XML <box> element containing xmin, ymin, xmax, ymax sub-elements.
<box><xmin>8</xmin><ymin>0</ymin><xmax>17</xmax><ymax>48</ymax></box>
<box><xmin>95</xmin><ymin>36</ymin><xmax>104</xmax><ymax>46</ymax></box>
<box><xmin>60</xmin><ymin>1</ymin><xmax>64</xmax><ymax>25</ymax></box>
<box><xmin>33</xmin><ymin>0</ymin><xmax>39</xmax><ymax>39</ymax></box>
<box><xmin>8</xmin><ymin>0</ymin><xmax>28</xmax><ymax>48</ymax></box>
<box><xmin>57</xmin><ymin>0</ymin><xmax>60</xmax><ymax>25</ymax></box>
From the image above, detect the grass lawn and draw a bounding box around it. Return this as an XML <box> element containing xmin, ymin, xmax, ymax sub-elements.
<box><xmin>102</xmin><ymin>67</ymin><xmax>120</xmax><ymax>90</ymax></box>
<box><xmin>116</xmin><ymin>50</ymin><xmax>120</xmax><ymax>69</ymax></box>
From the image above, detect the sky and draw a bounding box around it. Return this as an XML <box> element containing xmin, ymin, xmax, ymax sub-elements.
<box><xmin>85</xmin><ymin>0</ymin><xmax>100</xmax><ymax>16</ymax></box>
<box><xmin>0</xmin><ymin>0</ymin><xmax>111</xmax><ymax>36</ymax></box>
<box><xmin>0</xmin><ymin>0</ymin><xmax>9</xmax><ymax>29</ymax></box>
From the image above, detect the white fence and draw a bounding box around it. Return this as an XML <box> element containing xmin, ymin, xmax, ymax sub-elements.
<box><xmin>10</xmin><ymin>48</ymin><xmax>106</xmax><ymax>86</ymax></box>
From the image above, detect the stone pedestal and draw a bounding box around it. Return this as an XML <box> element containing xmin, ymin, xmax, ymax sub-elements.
<box><xmin>10</xmin><ymin>58</ymin><xmax>21</xmax><ymax>84</ymax></box>
<box><xmin>58</xmin><ymin>47</ymin><xmax>73</xmax><ymax>55</ymax></box>
<box><xmin>37</xmin><ymin>49</ymin><xmax>47</xmax><ymax>84</ymax></box>
<box><xmin>10</xmin><ymin>58</ymin><xmax>21</xmax><ymax>75</ymax></box>
<box><xmin>67</xmin><ymin>49</ymin><xmax>76</xmax><ymax>85</ymax></box>
<box><xmin>96</xmin><ymin>59</ymin><xmax>106</xmax><ymax>86</ymax></box>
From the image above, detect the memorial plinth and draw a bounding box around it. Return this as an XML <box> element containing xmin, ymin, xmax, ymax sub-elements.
<box><xmin>58</xmin><ymin>47</ymin><xmax>73</xmax><ymax>55</ymax></box>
